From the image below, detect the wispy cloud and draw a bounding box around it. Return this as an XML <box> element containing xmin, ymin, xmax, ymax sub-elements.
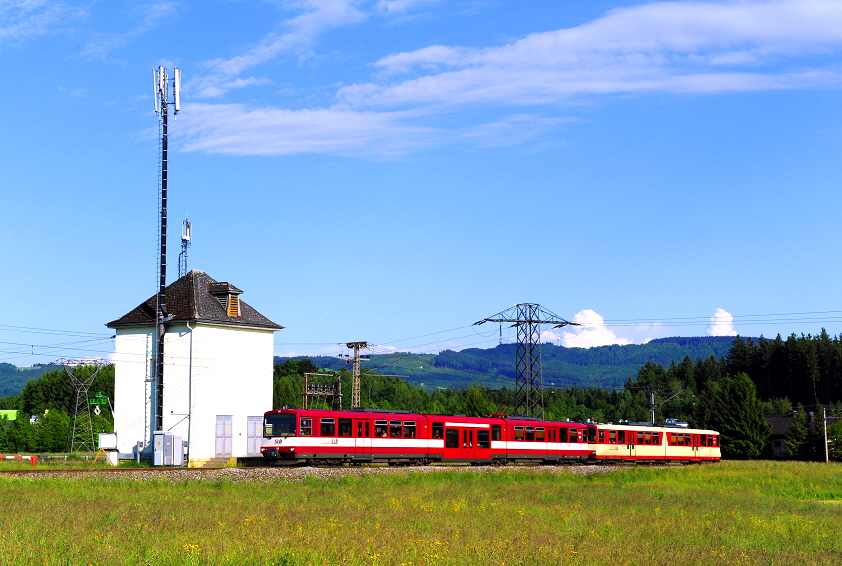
<box><xmin>182</xmin><ymin>0</ymin><xmax>842</xmax><ymax>156</ymax></box>
<box><xmin>81</xmin><ymin>1</ymin><xmax>177</xmax><ymax>59</ymax></box>
<box><xmin>192</xmin><ymin>0</ymin><xmax>368</xmax><ymax>98</ymax></box>
<box><xmin>707</xmin><ymin>308</ymin><xmax>737</xmax><ymax>336</ymax></box>
<box><xmin>0</xmin><ymin>0</ymin><xmax>81</xmax><ymax>43</ymax></box>
<box><xmin>179</xmin><ymin>102</ymin><xmax>438</xmax><ymax>156</ymax></box>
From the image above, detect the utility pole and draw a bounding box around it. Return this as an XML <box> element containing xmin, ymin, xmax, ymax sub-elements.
<box><xmin>152</xmin><ymin>66</ymin><xmax>181</xmax><ymax>434</ymax></box>
<box><xmin>342</xmin><ymin>342</ymin><xmax>369</xmax><ymax>408</ymax></box>
<box><xmin>475</xmin><ymin>304</ymin><xmax>579</xmax><ymax>418</ymax></box>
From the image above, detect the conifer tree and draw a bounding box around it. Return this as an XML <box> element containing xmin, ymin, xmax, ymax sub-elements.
<box><xmin>705</xmin><ymin>372</ymin><xmax>771</xmax><ymax>459</ymax></box>
<box><xmin>785</xmin><ymin>406</ymin><xmax>810</xmax><ymax>460</ymax></box>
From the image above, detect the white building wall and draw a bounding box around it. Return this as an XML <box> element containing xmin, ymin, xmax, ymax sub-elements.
<box><xmin>113</xmin><ymin>323</ymin><xmax>275</xmax><ymax>462</ymax></box>
<box><xmin>113</xmin><ymin>328</ymin><xmax>155</xmax><ymax>454</ymax></box>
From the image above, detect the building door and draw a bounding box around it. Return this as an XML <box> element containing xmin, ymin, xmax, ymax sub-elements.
<box><xmin>247</xmin><ymin>416</ymin><xmax>262</xmax><ymax>457</ymax></box>
<box><xmin>215</xmin><ymin>415</ymin><xmax>233</xmax><ymax>457</ymax></box>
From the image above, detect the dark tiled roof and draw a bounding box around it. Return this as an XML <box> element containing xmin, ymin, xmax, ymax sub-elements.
<box><xmin>106</xmin><ymin>270</ymin><xmax>284</xmax><ymax>331</ymax></box>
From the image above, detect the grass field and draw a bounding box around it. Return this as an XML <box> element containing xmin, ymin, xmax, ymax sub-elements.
<box><xmin>0</xmin><ymin>461</ymin><xmax>840</xmax><ymax>565</ymax></box>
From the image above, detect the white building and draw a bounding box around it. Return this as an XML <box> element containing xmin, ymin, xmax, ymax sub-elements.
<box><xmin>106</xmin><ymin>270</ymin><xmax>283</xmax><ymax>466</ymax></box>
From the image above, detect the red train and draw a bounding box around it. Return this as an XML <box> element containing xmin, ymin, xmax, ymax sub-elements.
<box><xmin>261</xmin><ymin>408</ymin><xmax>721</xmax><ymax>465</ymax></box>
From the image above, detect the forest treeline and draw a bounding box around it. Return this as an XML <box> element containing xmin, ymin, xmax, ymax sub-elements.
<box><xmin>0</xmin><ymin>365</ymin><xmax>114</xmax><ymax>453</ymax></box>
<box><xmin>3</xmin><ymin>332</ymin><xmax>842</xmax><ymax>459</ymax></box>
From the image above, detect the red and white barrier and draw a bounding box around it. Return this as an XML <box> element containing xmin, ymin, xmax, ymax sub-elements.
<box><xmin>2</xmin><ymin>455</ymin><xmax>39</xmax><ymax>468</ymax></box>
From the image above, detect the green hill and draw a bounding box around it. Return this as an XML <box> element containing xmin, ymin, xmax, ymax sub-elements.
<box><xmin>0</xmin><ymin>363</ymin><xmax>54</xmax><ymax>398</ymax></box>
<box><xmin>275</xmin><ymin>336</ymin><xmax>739</xmax><ymax>391</ymax></box>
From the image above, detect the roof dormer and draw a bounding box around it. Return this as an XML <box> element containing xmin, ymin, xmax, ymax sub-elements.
<box><xmin>208</xmin><ymin>282</ymin><xmax>243</xmax><ymax>318</ymax></box>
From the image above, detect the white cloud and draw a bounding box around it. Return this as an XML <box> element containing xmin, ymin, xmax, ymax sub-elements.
<box><xmin>178</xmin><ymin>102</ymin><xmax>439</xmax><ymax>156</ymax></box>
<box><xmin>557</xmin><ymin>309</ymin><xmax>632</xmax><ymax>348</ymax></box>
<box><xmin>376</xmin><ymin>0</ymin><xmax>440</xmax><ymax>16</ymax></box>
<box><xmin>0</xmin><ymin>0</ymin><xmax>80</xmax><ymax>43</ymax></box>
<box><xmin>192</xmin><ymin>0</ymin><xmax>367</xmax><ymax>98</ymax></box>
<box><xmin>707</xmin><ymin>307</ymin><xmax>737</xmax><ymax>336</ymax></box>
<box><xmin>182</xmin><ymin>0</ymin><xmax>842</xmax><ymax>156</ymax></box>
<box><xmin>340</xmin><ymin>0</ymin><xmax>842</xmax><ymax>109</ymax></box>
<box><xmin>81</xmin><ymin>1</ymin><xmax>177</xmax><ymax>59</ymax></box>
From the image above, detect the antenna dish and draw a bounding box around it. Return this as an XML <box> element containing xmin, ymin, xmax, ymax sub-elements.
<box><xmin>173</xmin><ymin>68</ymin><xmax>181</xmax><ymax>113</ymax></box>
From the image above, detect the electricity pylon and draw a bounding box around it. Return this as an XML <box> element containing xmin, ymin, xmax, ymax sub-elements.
<box><xmin>475</xmin><ymin>304</ymin><xmax>579</xmax><ymax>418</ymax></box>
<box><xmin>52</xmin><ymin>358</ymin><xmax>110</xmax><ymax>453</ymax></box>
<box><xmin>341</xmin><ymin>342</ymin><xmax>369</xmax><ymax>408</ymax></box>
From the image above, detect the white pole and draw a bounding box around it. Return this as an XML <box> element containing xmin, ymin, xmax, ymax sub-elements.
<box><xmin>824</xmin><ymin>407</ymin><xmax>829</xmax><ymax>463</ymax></box>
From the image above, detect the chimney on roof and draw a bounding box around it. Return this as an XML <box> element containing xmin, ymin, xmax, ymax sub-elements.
<box><xmin>208</xmin><ymin>282</ymin><xmax>243</xmax><ymax>318</ymax></box>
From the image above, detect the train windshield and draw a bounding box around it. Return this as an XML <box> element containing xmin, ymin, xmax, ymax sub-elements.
<box><xmin>264</xmin><ymin>413</ymin><xmax>297</xmax><ymax>438</ymax></box>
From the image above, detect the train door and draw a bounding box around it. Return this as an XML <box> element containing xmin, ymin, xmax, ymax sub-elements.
<box><xmin>356</xmin><ymin>420</ymin><xmax>372</xmax><ymax>456</ymax></box>
<box><xmin>475</xmin><ymin>426</ymin><xmax>492</xmax><ymax>462</ymax></box>
<box><xmin>691</xmin><ymin>433</ymin><xmax>699</xmax><ymax>461</ymax></box>
<box><xmin>461</xmin><ymin>428</ymin><xmax>476</xmax><ymax>460</ymax></box>
<box><xmin>444</xmin><ymin>426</ymin><xmax>460</xmax><ymax>460</ymax></box>
<box><xmin>626</xmin><ymin>429</ymin><xmax>637</xmax><ymax>461</ymax></box>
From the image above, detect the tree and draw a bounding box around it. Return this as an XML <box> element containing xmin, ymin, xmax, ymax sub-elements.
<box><xmin>704</xmin><ymin>372</ymin><xmax>771</xmax><ymax>459</ymax></box>
<box><xmin>784</xmin><ymin>406</ymin><xmax>810</xmax><ymax>460</ymax></box>
<box><xmin>462</xmin><ymin>384</ymin><xmax>494</xmax><ymax>417</ymax></box>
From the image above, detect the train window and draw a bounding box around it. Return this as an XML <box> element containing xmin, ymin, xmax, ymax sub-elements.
<box><xmin>338</xmin><ymin>418</ymin><xmax>352</xmax><ymax>437</ymax></box>
<box><xmin>598</xmin><ymin>430</ymin><xmax>605</xmax><ymax>443</ymax></box>
<box><xmin>300</xmin><ymin>418</ymin><xmax>312</xmax><ymax>437</ymax></box>
<box><xmin>320</xmin><ymin>418</ymin><xmax>335</xmax><ymax>437</ymax></box>
<box><xmin>669</xmin><ymin>433</ymin><xmax>676</xmax><ymax>445</ymax></box>
<box><xmin>514</xmin><ymin>426</ymin><xmax>524</xmax><ymax>441</ymax></box>
<box><xmin>608</xmin><ymin>430</ymin><xmax>616</xmax><ymax>444</ymax></box>
<box><xmin>652</xmin><ymin>432</ymin><xmax>659</xmax><ymax>444</ymax></box>
<box><xmin>432</xmin><ymin>422</ymin><xmax>444</xmax><ymax>439</ymax></box>
<box><xmin>404</xmin><ymin>421</ymin><xmax>416</xmax><ymax>438</ymax></box>
<box><xmin>375</xmin><ymin>420</ymin><xmax>388</xmax><ymax>438</ymax></box>
<box><xmin>643</xmin><ymin>432</ymin><xmax>651</xmax><ymax>445</ymax></box>
<box><xmin>357</xmin><ymin>422</ymin><xmax>363</xmax><ymax>437</ymax></box>
<box><xmin>714</xmin><ymin>435</ymin><xmax>719</xmax><ymax>447</ymax></box>
<box><xmin>570</xmin><ymin>429</ymin><xmax>578</xmax><ymax>442</ymax></box>
<box><xmin>618</xmin><ymin>430</ymin><xmax>625</xmax><ymax>444</ymax></box>
<box><xmin>536</xmin><ymin>427</ymin><xmax>545</xmax><ymax>442</ymax></box>
<box><xmin>477</xmin><ymin>429</ymin><xmax>490</xmax><ymax>449</ymax></box>
<box><xmin>637</xmin><ymin>431</ymin><xmax>645</xmax><ymax>445</ymax></box>
<box><xmin>390</xmin><ymin>421</ymin><xmax>402</xmax><ymax>438</ymax></box>
<box><xmin>446</xmin><ymin>429</ymin><xmax>459</xmax><ymax>449</ymax></box>
<box><xmin>492</xmin><ymin>425</ymin><xmax>501</xmax><ymax>441</ymax></box>
<box><xmin>264</xmin><ymin>413</ymin><xmax>297</xmax><ymax>438</ymax></box>
<box><xmin>699</xmin><ymin>435</ymin><xmax>706</xmax><ymax>447</ymax></box>
<box><xmin>588</xmin><ymin>428</ymin><xmax>596</xmax><ymax>443</ymax></box>
<box><xmin>365</xmin><ymin>422</ymin><xmax>370</xmax><ymax>437</ymax></box>
<box><xmin>525</xmin><ymin>427</ymin><xmax>534</xmax><ymax>441</ymax></box>
<box><xmin>559</xmin><ymin>428</ymin><xmax>568</xmax><ymax>442</ymax></box>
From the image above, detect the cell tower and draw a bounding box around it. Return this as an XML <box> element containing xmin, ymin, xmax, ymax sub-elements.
<box><xmin>178</xmin><ymin>218</ymin><xmax>191</xmax><ymax>278</ymax></box>
<box><xmin>474</xmin><ymin>304</ymin><xmax>580</xmax><ymax>418</ymax></box>
<box><xmin>152</xmin><ymin>66</ymin><xmax>181</xmax><ymax>435</ymax></box>
<box><xmin>51</xmin><ymin>358</ymin><xmax>111</xmax><ymax>453</ymax></box>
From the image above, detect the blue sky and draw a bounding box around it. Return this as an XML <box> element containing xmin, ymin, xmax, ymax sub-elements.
<box><xmin>3</xmin><ymin>0</ymin><xmax>842</xmax><ymax>365</ymax></box>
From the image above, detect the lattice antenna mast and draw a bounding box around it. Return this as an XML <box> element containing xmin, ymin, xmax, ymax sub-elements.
<box><xmin>340</xmin><ymin>342</ymin><xmax>370</xmax><ymax>408</ymax></box>
<box><xmin>51</xmin><ymin>358</ymin><xmax>111</xmax><ymax>453</ymax></box>
<box><xmin>177</xmin><ymin>218</ymin><xmax>191</xmax><ymax>278</ymax></box>
<box><xmin>153</xmin><ymin>66</ymin><xmax>181</xmax><ymax>433</ymax></box>
<box><xmin>474</xmin><ymin>304</ymin><xmax>580</xmax><ymax>418</ymax></box>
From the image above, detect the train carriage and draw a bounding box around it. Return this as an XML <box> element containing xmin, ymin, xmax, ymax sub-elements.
<box><xmin>261</xmin><ymin>408</ymin><xmax>721</xmax><ymax>466</ymax></box>
<box><xmin>587</xmin><ymin>423</ymin><xmax>721</xmax><ymax>463</ymax></box>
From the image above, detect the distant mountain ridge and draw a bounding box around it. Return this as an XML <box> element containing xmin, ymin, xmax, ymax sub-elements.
<box><xmin>275</xmin><ymin>336</ymin><xmax>741</xmax><ymax>390</ymax></box>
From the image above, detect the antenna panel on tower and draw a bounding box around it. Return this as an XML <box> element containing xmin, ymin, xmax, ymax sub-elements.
<box><xmin>173</xmin><ymin>68</ymin><xmax>181</xmax><ymax>112</ymax></box>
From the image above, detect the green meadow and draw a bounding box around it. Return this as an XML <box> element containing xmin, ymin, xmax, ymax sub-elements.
<box><xmin>0</xmin><ymin>461</ymin><xmax>840</xmax><ymax>565</ymax></box>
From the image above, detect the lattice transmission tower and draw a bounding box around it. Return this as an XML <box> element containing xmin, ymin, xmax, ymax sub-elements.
<box><xmin>51</xmin><ymin>358</ymin><xmax>111</xmax><ymax>453</ymax></box>
<box><xmin>474</xmin><ymin>304</ymin><xmax>579</xmax><ymax>418</ymax></box>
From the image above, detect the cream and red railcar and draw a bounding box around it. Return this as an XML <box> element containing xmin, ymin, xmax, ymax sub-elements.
<box><xmin>261</xmin><ymin>409</ymin><xmax>720</xmax><ymax>465</ymax></box>
<box><xmin>261</xmin><ymin>409</ymin><xmax>591</xmax><ymax>465</ymax></box>
<box><xmin>587</xmin><ymin>423</ymin><xmax>720</xmax><ymax>463</ymax></box>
